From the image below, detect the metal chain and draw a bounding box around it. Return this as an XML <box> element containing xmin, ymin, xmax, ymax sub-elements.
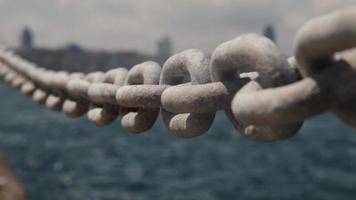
<box><xmin>0</xmin><ymin>7</ymin><xmax>355</xmax><ymax>141</ymax></box>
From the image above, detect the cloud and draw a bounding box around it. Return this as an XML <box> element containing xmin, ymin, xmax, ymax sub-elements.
<box><xmin>0</xmin><ymin>0</ymin><xmax>354</xmax><ymax>55</ymax></box>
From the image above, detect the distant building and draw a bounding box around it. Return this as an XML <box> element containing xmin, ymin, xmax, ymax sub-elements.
<box><xmin>15</xmin><ymin>30</ymin><xmax>161</xmax><ymax>72</ymax></box>
<box><xmin>263</xmin><ymin>24</ymin><xmax>276</xmax><ymax>43</ymax></box>
<box><xmin>65</xmin><ymin>43</ymin><xmax>83</xmax><ymax>53</ymax></box>
<box><xmin>21</xmin><ymin>27</ymin><xmax>34</xmax><ymax>49</ymax></box>
<box><xmin>16</xmin><ymin>46</ymin><xmax>155</xmax><ymax>72</ymax></box>
<box><xmin>157</xmin><ymin>36</ymin><xmax>173</xmax><ymax>63</ymax></box>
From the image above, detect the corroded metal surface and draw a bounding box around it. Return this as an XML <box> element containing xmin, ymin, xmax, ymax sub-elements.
<box><xmin>160</xmin><ymin>49</ymin><xmax>215</xmax><ymax>138</ymax></box>
<box><xmin>118</xmin><ymin>61</ymin><xmax>161</xmax><ymax>133</ymax></box>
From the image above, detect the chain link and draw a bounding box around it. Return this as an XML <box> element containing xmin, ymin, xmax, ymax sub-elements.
<box><xmin>118</xmin><ymin>61</ymin><xmax>162</xmax><ymax>133</ymax></box>
<box><xmin>160</xmin><ymin>49</ymin><xmax>215</xmax><ymax>138</ymax></box>
<box><xmin>0</xmin><ymin>7</ymin><xmax>355</xmax><ymax>141</ymax></box>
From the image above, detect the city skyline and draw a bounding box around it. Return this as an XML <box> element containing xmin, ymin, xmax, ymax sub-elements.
<box><xmin>0</xmin><ymin>0</ymin><xmax>355</xmax><ymax>55</ymax></box>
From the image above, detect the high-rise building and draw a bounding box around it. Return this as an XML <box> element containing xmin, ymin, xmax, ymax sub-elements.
<box><xmin>157</xmin><ymin>36</ymin><xmax>172</xmax><ymax>63</ymax></box>
<box><xmin>21</xmin><ymin>27</ymin><xmax>34</xmax><ymax>49</ymax></box>
<box><xmin>263</xmin><ymin>24</ymin><xmax>276</xmax><ymax>43</ymax></box>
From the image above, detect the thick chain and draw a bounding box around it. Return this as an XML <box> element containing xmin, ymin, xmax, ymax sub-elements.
<box><xmin>0</xmin><ymin>7</ymin><xmax>355</xmax><ymax>141</ymax></box>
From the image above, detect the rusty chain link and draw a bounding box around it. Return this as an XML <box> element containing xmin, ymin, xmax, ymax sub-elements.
<box><xmin>0</xmin><ymin>7</ymin><xmax>355</xmax><ymax>141</ymax></box>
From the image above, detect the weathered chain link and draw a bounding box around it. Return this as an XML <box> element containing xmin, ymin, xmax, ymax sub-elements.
<box><xmin>0</xmin><ymin>7</ymin><xmax>355</xmax><ymax>141</ymax></box>
<box><xmin>117</xmin><ymin>61</ymin><xmax>162</xmax><ymax>133</ymax></box>
<box><xmin>160</xmin><ymin>49</ymin><xmax>215</xmax><ymax>138</ymax></box>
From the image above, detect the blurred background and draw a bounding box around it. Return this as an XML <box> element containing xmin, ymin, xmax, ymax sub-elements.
<box><xmin>0</xmin><ymin>0</ymin><xmax>356</xmax><ymax>199</ymax></box>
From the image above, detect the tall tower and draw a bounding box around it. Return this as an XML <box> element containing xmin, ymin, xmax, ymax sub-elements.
<box><xmin>157</xmin><ymin>36</ymin><xmax>172</xmax><ymax>63</ymax></box>
<box><xmin>21</xmin><ymin>27</ymin><xmax>34</xmax><ymax>49</ymax></box>
<box><xmin>263</xmin><ymin>24</ymin><xmax>276</xmax><ymax>43</ymax></box>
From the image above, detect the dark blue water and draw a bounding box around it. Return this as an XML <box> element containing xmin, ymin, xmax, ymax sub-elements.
<box><xmin>0</xmin><ymin>84</ymin><xmax>355</xmax><ymax>200</ymax></box>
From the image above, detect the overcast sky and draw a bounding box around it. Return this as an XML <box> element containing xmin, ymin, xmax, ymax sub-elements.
<box><xmin>0</xmin><ymin>0</ymin><xmax>355</xmax><ymax>55</ymax></box>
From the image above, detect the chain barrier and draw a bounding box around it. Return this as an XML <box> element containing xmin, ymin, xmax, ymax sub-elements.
<box><xmin>0</xmin><ymin>7</ymin><xmax>355</xmax><ymax>141</ymax></box>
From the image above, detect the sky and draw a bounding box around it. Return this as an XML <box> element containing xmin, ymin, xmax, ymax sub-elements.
<box><xmin>0</xmin><ymin>0</ymin><xmax>355</xmax><ymax>55</ymax></box>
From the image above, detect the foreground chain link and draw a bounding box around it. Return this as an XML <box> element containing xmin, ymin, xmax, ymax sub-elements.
<box><xmin>0</xmin><ymin>7</ymin><xmax>355</xmax><ymax>141</ymax></box>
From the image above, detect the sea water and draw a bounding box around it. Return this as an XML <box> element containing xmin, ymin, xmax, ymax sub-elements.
<box><xmin>0</xmin><ymin>84</ymin><xmax>355</xmax><ymax>200</ymax></box>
